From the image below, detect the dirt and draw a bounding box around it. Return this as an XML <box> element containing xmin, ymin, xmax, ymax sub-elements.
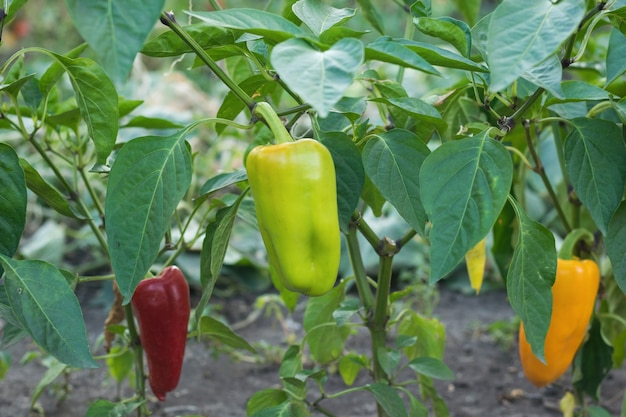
<box><xmin>1</xmin><ymin>283</ymin><xmax>625</xmax><ymax>417</ymax></box>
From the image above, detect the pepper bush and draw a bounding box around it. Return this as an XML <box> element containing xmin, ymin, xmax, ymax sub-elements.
<box><xmin>0</xmin><ymin>0</ymin><xmax>625</xmax><ymax>416</ymax></box>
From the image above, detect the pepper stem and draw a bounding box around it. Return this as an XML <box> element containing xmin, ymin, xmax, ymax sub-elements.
<box><xmin>558</xmin><ymin>228</ymin><xmax>595</xmax><ymax>260</ymax></box>
<box><xmin>253</xmin><ymin>102</ymin><xmax>294</xmax><ymax>144</ymax></box>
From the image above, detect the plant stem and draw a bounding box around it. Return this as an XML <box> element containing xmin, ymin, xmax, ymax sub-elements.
<box><xmin>125</xmin><ymin>304</ymin><xmax>147</xmax><ymax>417</ymax></box>
<box><xmin>253</xmin><ymin>101</ymin><xmax>294</xmax><ymax>144</ymax></box>
<box><xmin>160</xmin><ymin>12</ymin><xmax>255</xmax><ymax>110</ymax></box>
<box><xmin>369</xmin><ymin>248</ymin><xmax>395</xmax><ymax>417</ymax></box>
<box><xmin>522</xmin><ymin>120</ymin><xmax>571</xmax><ymax>233</ymax></box>
<box><xmin>354</xmin><ymin>211</ymin><xmax>382</xmax><ymax>251</ymax></box>
<box><xmin>346</xmin><ymin>221</ymin><xmax>375</xmax><ymax>312</ymax></box>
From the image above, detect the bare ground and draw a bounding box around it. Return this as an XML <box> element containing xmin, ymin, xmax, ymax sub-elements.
<box><xmin>2</xmin><ymin>284</ymin><xmax>625</xmax><ymax>417</ymax></box>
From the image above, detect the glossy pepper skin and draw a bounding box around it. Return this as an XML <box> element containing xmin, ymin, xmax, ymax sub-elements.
<box><xmin>131</xmin><ymin>266</ymin><xmax>190</xmax><ymax>401</ymax></box>
<box><xmin>246</xmin><ymin>138</ymin><xmax>341</xmax><ymax>296</ymax></box>
<box><xmin>518</xmin><ymin>258</ymin><xmax>599</xmax><ymax>387</ymax></box>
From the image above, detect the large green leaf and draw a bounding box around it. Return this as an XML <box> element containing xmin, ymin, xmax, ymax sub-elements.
<box><xmin>365</xmin><ymin>37</ymin><xmax>440</xmax><ymax>75</ymax></box>
<box><xmin>396</xmin><ymin>39</ymin><xmax>487</xmax><ymax>72</ymax></box>
<box><xmin>0</xmin><ymin>144</ymin><xmax>27</xmax><ymax>276</ymax></box>
<box><xmin>19</xmin><ymin>158</ymin><xmax>81</xmax><ymax>219</ymax></box>
<box><xmin>355</xmin><ymin>0</ymin><xmax>385</xmax><ymax>34</ymax></box>
<box><xmin>64</xmin><ymin>0</ymin><xmax>165</xmax><ymax>83</ymax></box>
<box><xmin>564</xmin><ymin>118</ymin><xmax>626</xmax><ymax>236</ymax></box>
<box><xmin>49</xmin><ymin>53</ymin><xmax>119</xmax><ymax>165</ymax></box>
<box><xmin>522</xmin><ymin>54</ymin><xmax>564</xmax><ymax>99</ymax></box>
<box><xmin>105</xmin><ymin>130</ymin><xmax>192</xmax><ymax>302</ymax></box>
<box><xmin>507</xmin><ymin>197</ymin><xmax>556</xmax><ymax>362</ymax></box>
<box><xmin>607</xmin><ymin>202</ymin><xmax>626</xmax><ymax>292</ymax></box>
<box><xmin>420</xmin><ymin>131</ymin><xmax>513</xmax><ymax>283</ymax></box>
<box><xmin>414</xmin><ymin>16</ymin><xmax>471</xmax><ymax>57</ymax></box>
<box><xmin>187</xmin><ymin>9</ymin><xmax>306</xmax><ymax>44</ymax></box>
<box><xmin>320</xmin><ymin>131</ymin><xmax>365</xmax><ymax>233</ymax></box>
<box><xmin>362</xmin><ymin>129</ymin><xmax>430</xmax><ymax>235</ymax></box>
<box><xmin>573</xmin><ymin>317</ymin><xmax>614</xmax><ymax>400</ymax></box>
<box><xmin>303</xmin><ymin>281</ymin><xmax>349</xmax><ymax>364</ymax></box>
<box><xmin>271</xmin><ymin>38</ymin><xmax>364</xmax><ymax>117</ymax></box>
<box><xmin>487</xmin><ymin>0</ymin><xmax>586</xmax><ymax>91</ymax></box>
<box><xmin>367</xmin><ymin>383</ymin><xmax>408</xmax><ymax>417</ymax></box>
<box><xmin>0</xmin><ymin>256</ymin><xmax>98</xmax><ymax>369</ymax></box>
<box><xmin>292</xmin><ymin>0</ymin><xmax>355</xmax><ymax>36</ymax></box>
<box><xmin>141</xmin><ymin>23</ymin><xmax>236</xmax><ymax>57</ymax></box>
<box><xmin>607</xmin><ymin>28</ymin><xmax>626</xmax><ymax>86</ymax></box>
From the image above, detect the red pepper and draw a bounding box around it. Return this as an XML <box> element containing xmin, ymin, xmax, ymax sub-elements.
<box><xmin>131</xmin><ymin>266</ymin><xmax>190</xmax><ymax>401</ymax></box>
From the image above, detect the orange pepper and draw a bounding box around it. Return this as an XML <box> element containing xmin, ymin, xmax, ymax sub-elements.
<box><xmin>518</xmin><ymin>258</ymin><xmax>599</xmax><ymax>387</ymax></box>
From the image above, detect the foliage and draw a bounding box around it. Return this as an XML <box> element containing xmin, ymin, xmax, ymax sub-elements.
<box><xmin>0</xmin><ymin>0</ymin><xmax>625</xmax><ymax>416</ymax></box>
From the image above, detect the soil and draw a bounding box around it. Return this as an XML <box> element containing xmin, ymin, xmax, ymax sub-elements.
<box><xmin>2</xmin><ymin>283</ymin><xmax>625</xmax><ymax>417</ymax></box>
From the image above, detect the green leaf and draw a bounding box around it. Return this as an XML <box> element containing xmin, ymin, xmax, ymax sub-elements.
<box><xmin>195</xmin><ymin>191</ymin><xmax>248</xmax><ymax>329</ymax></box>
<box><xmin>338</xmin><ymin>353</ymin><xmax>367</xmax><ymax>386</ymax></box>
<box><xmin>396</xmin><ymin>39</ymin><xmax>487</xmax><ymax>72</ymax></box>
<box><xmin>198</xmin><ymin>316</ymin><xmax>256</xmax><ymax>353</ymax></box>
<box><xmin>365</xmin><ymin>38</ymin><xmax>440</xmax><ymax>76</ymax></box>
<box><xmin>105</xmin><ymin>131</ymin><xmax>192</xmax><ymax>302</ymax></box>
<box><xmin>0</xmin><ymin>321</ymin><xmax>28</xmax><ymax>349</ymax></box>
<box><xmin>199</xmin><ymin>170</ymin><xmax>248</xmax><ymax>197</ymax></box>
<box><xmin>408</xmin><ymin>357</ymin><xmax>455</xmax><ymax>381</ymax></box>
<box><xmin>217</xmin><ymin>75</ymin><xmax>276</xmax><ymax>136</ymax></box>
<box><xmin>367</xmin><ymin>383</ymin><xmax>408</xmax><ymax>417</ymax></box>
<box><xmin>141</xmin><ymin>23</ymin><xmax>235</xmax><ymax>57</ymax></box>
<box><xmin>0</xmin><ymin>73</ymin><xmax>35</xmax><ymax>97</ymax></box>
<box><xmin>522</xmin><ymin>54</ymin><xmax>564</xmax><ymax>99</ymax></box>
<box><xmin>377</xmin><ymin>347</ymin><xmax>401</xmax><ymax>377</ymax></box>
<box><xmin>407</xmin><ymin>392</ymin><xmax>429</xmax><ymax>417</ymax></box>
<box><xmin>39</xmin><ymin>44</ymin><xmax>89</xmax><ymax>95</ymax></box>
<box><xmin>355</xmin><ymin>0</ymin><xmax>385</xmax><ymax>34</ymax></box>
<box><xmin>31</xmin><ymin>359</ymin><xmax>68</xmax><ymax>407</ymax></box>
<box><xmin>414</xmin><ymin>16</ymin><xmax>471</xmax><ymax>57</ymax></box>
<box><xmin>587</xmin><ymin>406</ymin><xmax>613</xmax><ymax>417</ymax></box>
<box><xmin>564</xmin><ymin>118</ymin><xmax>626</xmax><ymax>236</ymax></box>
<box><xmin>250</xmin><ymin>402</ymin><xmax>294</xmax><ymax>417</ymax></box>
<box><xmin>332</xmin><ymin>297</ymin><xmax>360</xmax><ymax>326</ymax></box>
<box><xmin>303</xmin><ymin>281</ymin><xmax>349</xmax><ymax>364</ymax></box>
<box><xmin>410</xmin><ymin>0</ymin><xmax>431</xmax><ymax>18</ymax></box>
<box><xmin>506</xmin><ymin>197</ymin><xmax>556</xmax><ymax>362</ymax></box>
<box><xmin>420</xmin><ymin>131</ymin><xmax>513</xmax><ymax>283</ymax></box>
<box><xmin>18</xmin><ymin>158</ymin><xmax>81</xmax><ymax>219</ymax></box>
<box><xmin>369</xmin><ymin>97</ymin><xmax>446</xmax><ymax>133</ymax></box>
<box><xmin>573</xmin><ymin>318</ymin><xmax>613</xmax><ymax>400</ymax></box>
<box><xmin>0</xmin><ymin>144</ymin><xmax>27</xmax><ymax>276</ymax></box>
<box><xmin>122</xmin><ymin>116</ymin><xmax>183</xmax><ymax>130</ymax></box>
<box><xmin>271</xmin><ymin>38</ymin><xmax>364</xmax><ymax>118</ymax></box>
<box><xmin>187</xmin><ymin>9</ymin><xmax>306</xmax><ymax>44</ymax></box>
<box><xmin>320</xmin><ymin>131</ymin><xmax>365</xmax><ymax>233</ymax></box>
<box><xmin>85</xmin><ymin>400</ymin><xmax>140</xmax><ymax>417</ymax></box>
<box><xmin>608</xmin><ymin>202</ymin><xmax>626</xmax><ymax>292</ymax></box>
<box><xmin>487</xmin><ymin>0</ymin><xmax>586</xmax><ymax>91</ymax></box>
<box><xmin>362</xmin><ymin>129</ymin><xmax>430</xmax><ymax>235</ymax></box>
<box><xmin>607</xmin><ymin>28</ymin><xmax>626</xmax><ymax>86</ymax></box>
<box><xmin>451</xmin><ymin>0</ymin><xmax>480</xmax><ymax>26</ymax></box>
<box><xmin>247</xmin><ymin>389</ymin><xmax>289</xmax><ymax>417</ymax></box>
<box><xmin>292</xmin><ymin>0</ymin><xmax>355</xmax><ymax>36</ymax></box>
<box><xmin>64</xmin><ymin>0</ymin><xmax>166</xmax><ymax>83</ymax></box>
<box><xmin>546</xmin><ymin>80</ymin><xmax>610</xmax><ymax>106</ymax></box>
<box><xmin>0</xmin><ymin>256</ymin><xmax>98</xmax><ymax>368</ymax></box>
<box><xmin>398</xmin><ymin>311</ymin><xmax>445</xmax><ymax>360</ymax></box>
<box><xmin>105</xmin><ymin>346</ymin><xmax>133</xmax><ymax>384</ymax></box>
<box><xmin>49</xmin><ymin>53</ymin><xmax>119</xmax><ymax>165</ymax></box>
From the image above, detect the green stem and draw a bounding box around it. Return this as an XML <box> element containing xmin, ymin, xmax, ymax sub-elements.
<box><xmin>125</xmin><ymin>304</ymin><xmax>147</xmax><ymax>417</ymax></box>
<box><xmin>78</xmin><ymin>167</ymin><xmax>105</xmax><ymax>218</ymax></box>
<box><xmin>558</xmin><ymin>228</ymin><xmax>595</xmax><ymax>260</ymax></box>
<box><xmin>253</xmin><ymin>101</ymin><xmax>294</xmax><ymax>144</ymax></box>
<box><xmin>396</xmin><ymin>11</ymin><xmax>415</xmax><ymax>84</ymax></box>
<box><xmin>522</xmin><ymin>120</ymin><xmax>571</xmax><ymax>233</ymax></box>
<box><xmin>160</xmin><ymin>12</ymin><xmax>255</xmax><ymax>110</ymax></box>
<box><xmin>354</xmin><ymin>211</ymin><xmax>382</xmax><ymax>251</ymax></box>
<box><xmin>370</xmin><ymin>252</ymin><xmax>395</xmax><ymax>417</ymax></box>
<box><xmin>396</xmin><ymin>229</ymin><xmax>417</xmax><ymax>250</ymax></box>
<box><xmin>346</xmin><ymin>220</ymin><xmax>375</xmax><ymax>312</ymax></box>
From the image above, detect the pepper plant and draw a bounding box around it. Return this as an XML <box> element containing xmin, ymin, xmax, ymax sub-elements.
<box><xmin>0</xmin><ymin>0</ymin><xmax>626</xmax><ymax>416</ymax></box>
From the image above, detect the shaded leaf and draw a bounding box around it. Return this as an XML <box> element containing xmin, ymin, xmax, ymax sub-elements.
<box><xmin>564</xmin><ymin>118</ymin><xmax>626</xmax><ymax>235</ymax></box>
<box><xmin>487</xmin><ymin>0</ymin><xmax>586</xmax><ymax>91</ymax></box>
<box><xmin>362</xmin><ymin>129</ymin><xmax>430</xmax><ymax>235</ymax></box>
<box><xmin>507</xmin><ymin>197</ymin><xmax>556</xmax><ymax>362</ymax></box>
<box><xmin>0</xmin><ymin>256</ymin><xmax>98</xmax><ymax>368</ymax></box>
<box><xmin>105</xmin><ymin>131</ymin><xmax>192</xmax><ymax>302</ymax></box>
<box><xmin>271</xmin><ymin>38</ymin><xmax>364</xmax><ymax>117</ymax></box>
<box><xmin>198</xmin><ymin>316</ymin><xmax>256</xmax><ymax>353</ymax></box>
<box><xmin>420</xmin><ymin>131</ymin><xmax>513</xmax><ymax>283</ymax></box>
<box><xmin>367</xmin><ymin>383</ymin><xmax>408</xmax><ymax>417</ymax></box>
<box><xmin>0</xmin><ymin>144</ymin><xmax>27</xmax><ymax>276</ymax></box>
<box><xmin>607</xmin><ymin>202</ymin><xmax>626</xmax><ymax>292</ymax></box>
